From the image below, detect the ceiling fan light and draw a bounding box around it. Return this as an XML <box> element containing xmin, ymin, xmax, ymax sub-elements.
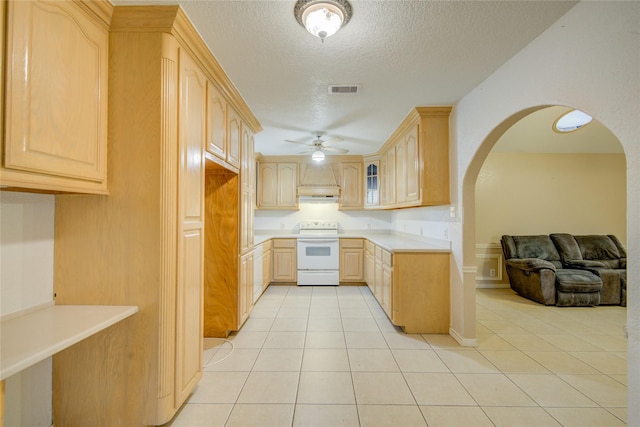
<box><xmin>312</xmin><ymin>150</ymin><xmax>325</xmax><ymax>161</ymax></box>
<box><xmin>294</xmin><ymin>0</ymin><xmax>352</xmax><ymax>42</ymax></box>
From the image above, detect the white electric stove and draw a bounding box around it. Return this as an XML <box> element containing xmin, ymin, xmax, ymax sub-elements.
<box><xmin>297</xmin><ymin>221</ymin><xmax>340</xmax><ymax>286</ymax></box>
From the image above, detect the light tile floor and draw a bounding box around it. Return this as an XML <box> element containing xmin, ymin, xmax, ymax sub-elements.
<box><xmin>163</xmin><ymin>286</ymin><xmax>627</xmax><ymax>426</ymax></box>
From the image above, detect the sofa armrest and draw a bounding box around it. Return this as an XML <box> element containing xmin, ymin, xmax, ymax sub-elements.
<box><xmin>566</xmin><ymin>260</ymin><xmax>607</xmax><ymax>269</ymax></box>
<box><xmin>506</xmin><ymin>258</ymin><xmax>556</xmax><ymax>272</ymax></box>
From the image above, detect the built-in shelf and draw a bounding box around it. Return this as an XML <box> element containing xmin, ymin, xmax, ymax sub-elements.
<box><xmin>1</xmin><ymin>303</ymin><xmax>139</xmax><ymax>380</ymax></box>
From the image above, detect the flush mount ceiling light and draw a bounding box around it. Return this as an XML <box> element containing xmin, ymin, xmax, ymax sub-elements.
<box><xmin>553</xmin><ymin>109</ymin><xmax>593</xmax><ymax>133</ymax></box>
<box><xmin>312</xmin><ymin>149</ymin><xmax>326</xmax><ymax>162</ymax></box>
<box><xmin>294</xmin><ymin>0</ymin><xmax>353</xmax><ymax>42</ymax></box>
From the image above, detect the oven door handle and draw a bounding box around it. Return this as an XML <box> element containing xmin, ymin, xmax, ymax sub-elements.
<box><xmin>297</xmin><ymin>239</ymin><xmax>338</xmax><ymax>244</ymax></box>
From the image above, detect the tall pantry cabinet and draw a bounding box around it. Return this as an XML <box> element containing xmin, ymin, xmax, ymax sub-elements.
<box><xmin>53</xmin><ymin>7</ymin><xmax>260</xmax><ymax>426</ymax></box>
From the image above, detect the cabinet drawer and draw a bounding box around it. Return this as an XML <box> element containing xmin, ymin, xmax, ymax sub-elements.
<box><xmin>261</xmin><ymin>240</ymin><xmax>273</xmax><ymax>251</ymax></box>
<box><xmin>364</xmin><ymin>240</ymin><xmax>374</xmax><ymax>253</ymax></box>
<box><xmin>273</xmin><ymin>238</ymin><xmax>296</xmax><ymax>249</ymax></box>
<box><xmin>382</xmin><ymin>249</ymin><xmax>392</xmax><ymax>266</ymax></box>
<box><xmin>375</xmin><ymin>246</ymin><xmax>383</xmax><ymax>260</ymax></box>
<box><xmin>340</xmin><ymin>238</ymin><xmax>364</xmax><ymax>249</ymax></box>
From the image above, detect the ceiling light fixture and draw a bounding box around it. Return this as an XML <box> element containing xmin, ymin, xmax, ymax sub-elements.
<box><xmin>294</xmin><ymin>0</ymin><xmax>353</xmax><ymax>42</ymax></box>
<box><xmin>312</xmin><ymin>149</ymin><xmax>325</xmax><ymax>162</ymax></box>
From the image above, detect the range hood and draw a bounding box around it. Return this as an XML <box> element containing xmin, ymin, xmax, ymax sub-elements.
<box><xmin>297</xmin><ymin>162</ymin><xmax>341</xmax><ymax>202</ymax></box>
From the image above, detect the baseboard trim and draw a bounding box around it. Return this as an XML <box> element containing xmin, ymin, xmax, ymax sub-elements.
<box><xmin>449</xmin><ymin>327</ymin><xmax>477</xmax><ymax>347</ymax></box>
<box><xmin>476</xmin><ymin>283</ymin><xmax>510</xmax><ymax>289</ymax></box>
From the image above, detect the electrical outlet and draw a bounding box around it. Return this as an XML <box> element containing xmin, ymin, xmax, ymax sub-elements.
<box><xmin>490</xmin><ymin>269</ymin><xmax>496</xmax><ymax>277</ymax></box>
<box><xmin>443</xmin><ymin>228</ymin><xmax>449</xmax><ymax>239</ymax></box>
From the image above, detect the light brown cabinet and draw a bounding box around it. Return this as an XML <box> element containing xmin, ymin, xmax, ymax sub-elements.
<box><xmin>339</xmin><ymin>162</ymin><xmax>363</xmax><ymax>209</ymax></box>
<box><xmin>364</xmin><ymin>158</ymin><xmax>380</xmax><ymax>208</ymax></box>
<box><xmin>272</xmin><ymin>239</ymin><xmax>297</xmax><ymax>283</ymax></box>
<box><xmin>262</xmin><ymin>240</ymin><xmax>273</xmax><ymax>291</ymax></box>
<box><xmin>339</xmin><ymin>239</ymin><xmax>365</xmax><ymax>282</ymax></box>
<box><xmin>257</xmin><ymin>161</ymin><xmax>298</xmax><ymax>209</ymax></box>
<box><xmin>52</xmin><ymin>6</ymin><xmax>261</xmax><ymax>426</ymax></box>
<box><xmin>364</xmin><ymin>240</ymin><xmax>449</xmax><ymax>334</ymax></box>
<box><xmin>1</xmin><ymin>0</ymin><xmax>109</xmax><ymax>194</ymax></box>
<box><xmin>227</xmin><ymin>107</ymin><xmax>242</xmax><ymax>169</ymax></box>
<box><xmin>205</xmin><ymin>82</ymin><xmax>228</xmax><ymax>164</ymax></box>
<box><xmin>239</xmin><ymin>251</ymin><xmax>254</xmax><ymax>327</ymax></box>
<box><xmin>379</xmin><ymin>107</ymin><xmax>451</xmax><ymax>208</ymax></box>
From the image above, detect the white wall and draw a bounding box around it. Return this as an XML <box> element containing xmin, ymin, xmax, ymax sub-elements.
<box><xmin>254</xmin><ymin>202</ymin><xmax>392</xmax><ymax>233</ymax></box>
<box><xmin>453</xmin><ymin>1</ymin><xmax>639</xmax><ymax>423</ymax></box>
<box><xmin>1</xmin><ymin>192</ymin><xmax>55</xmax><ymax>426</ymax></box>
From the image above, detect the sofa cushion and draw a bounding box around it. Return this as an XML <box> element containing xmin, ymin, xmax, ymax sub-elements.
<box><xmin>574</xmin><ymin>235</ymin><xmax>622</xmax><ymax>268</ymax></box>
<box><xmin>502</xmin><ymin>235</ymin><xmax>562</xmax><ymax>269</ymax></box>
<box><xmin>555</xmin><ymin>269</ymin><xmax>603</xmax><ymax>293</ymax></box>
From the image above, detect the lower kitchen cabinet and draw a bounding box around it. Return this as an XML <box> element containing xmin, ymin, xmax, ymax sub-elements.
<box><xmin>272</xmin><ymin>239</ymin><xmax>297</xmax><ymax>283</ymax></box>
<box><xmin>340</xmin><ymin>238</ymin><xmax>365</xmax><ymax>283</ymax></box>
<box><xmin>262</xmin><ymin>240</ymin><xmax>273</xmax><ymax>291</ymax></box>
<box><xmin>239</xmin><ymin>252</ymin><xmax>254</xmax><ymax>327</ymax></box>
<box><xmin>365</xmin><ymin>240</ymin><xmax>449</xmax><ymax>334</ymax></box>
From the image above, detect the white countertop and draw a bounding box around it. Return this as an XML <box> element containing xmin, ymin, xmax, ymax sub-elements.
<box><xmin>1</xmin><ymin>303</ymin><xmax>139</xmax><ymax>380</ymax></box>
<box><xmin>254</xmin><ymin>231</ymin><xmax>450</xmax><ymax>253</ymax></box>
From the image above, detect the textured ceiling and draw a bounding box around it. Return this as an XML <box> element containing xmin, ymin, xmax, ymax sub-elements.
<box><xmin>112</xmin><ymin>0</ymin><xmax>579</xmax><ymax>156</ymax></box>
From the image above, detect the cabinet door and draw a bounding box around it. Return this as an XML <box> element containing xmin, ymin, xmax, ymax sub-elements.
<box><xmin>2</xmin><ymin>0</ymin><xmax>108</xmax><ymax>193</ymax></box>
<box><xmin>277</xmin><ymin>163</ymin><xmax>298</xmax><ymax>208</ymax></box>
<box><xmin>340</xmin><ymin>162</ymin><xmax>363</xmax><ymax>209</ymax></box>
<box><xmin>262</xmin><ymin>246</ymin><xmax>272</xmax><ymax>290</ymax></box>
<box><xmin>364</xmin><ymin>161</ymin><xmax>380</xmax><ymax>207</ymax></box>
<box><xmin>205</xmin><ymin>82</ymin><xmax>227</xmax><ymax>160</ymax></box>
<box><xmin>383</xmin><ymin>149</ymin><xmax>396</xmax><ymax>205</ymax></box>
<box><xmin>405</xmin><ymin>125</ymin><xmax>420</xmax><ymax>202</ymax></box>
<box><xmin>272</xmin><ymin>240</ymin><xmax>297</xmax><ymax>282</ymax></box>
<box><xmin>395</xmin><ymin>140</ymin><xmax>407</xmax><ymax>204</ymax></box>
<box><xmin>176</xmin><ymin>50</ymin><xmax>205</xmax><ymax>406</ymax></box>
<box><xmin>257</xmin><ymin>162</ymin><xmax>278</xmax><ymax>208</ymax></box>
<box><xmin>340</xmin><ymin>248</ymin><xmax>364</xmax><ymax>282</ymax></box>
<box><xmin>226</xmin><ymin>107</ymin><xmax>241</xmax><ymax>168</ymax></box>
<box><xmin>382</xmin><ymin>263</ymin><xmax>393</xmax><ymax>317</ymax></box>
<box><xmin>239</xmin><ymin>252</ymin><xmax>253</xmax><ymax>327</ymax></box>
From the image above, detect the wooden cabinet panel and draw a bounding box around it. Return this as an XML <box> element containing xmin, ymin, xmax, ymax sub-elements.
<box><xmin>340</xmin><ymin>238</ymin><xmax>364</xmax><ymax>282</ymax></box>
<box><xmin>257</xmin><ymin>162</ymin><xmax>277</xmax><ymax>207</ymax></box>
<box><xmin>262</xmin><ymin>241</ymin><xmax>272</xmax><ymax>291</ymax></box>
<box><xmin>272</xmin><ymin>239</ymin><xmax>297</xmax><ymax>282</ymax></box>
<box><xmin>405</xmin><ymin>125</ymin><xmax>420</xmax><ymax>202</ymax></box>
<box><xmin>382</xmin><ymin>148</ymin><xmax>396</xmax><ymax>206</ymax></box>
<box><xmin>239</xmin><ymin>252</ymin><xmax>254</xmax><ymax>327</ymax></box>
<box><xmin>277</xmin><ymin>163</ymin><xmax>298</xmax><ymax>208</ymax></box>
<box><xmin>227</xmin><ymin>107</ymin><xmax>241</xmax><ymax>168</ymax></box>
<box><xmin>205</xmin><ymin>82</ymin><xmax>227</xmax><ymax>160</ymax></box>
<box><xmin>339</xmin><ymin>162</ymin><xmax>363</xmax><ymax>209</ymax></box>
<box><xmin>395</xmin><ymin>141</ymin><xmax>407</xmax><ymax>204</ymax></box>
<box><xmin>257</xmin><ymin>161</ymin><xmax>297</xmax><ymax>209</ymax></box>
<box><xmin>175</xmin><ymin>229</ymin><xmax>203</xmax><ymax>406</ymax></box>
<box><xmin>2</xmin><ymin>0</ymin><xmax>109</xmax><ymax>193</ymax></box>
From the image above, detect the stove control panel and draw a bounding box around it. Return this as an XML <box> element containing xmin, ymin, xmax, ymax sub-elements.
<box><xmin>299</xmin><ymin>220</ymin><xmax>338</xmax><ymax>230</ymax></box>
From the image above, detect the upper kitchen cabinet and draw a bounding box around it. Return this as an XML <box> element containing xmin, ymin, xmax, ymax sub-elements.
<box><xmin>257</xmin><ymin>160</ymin><xmax>298</xmax><ymax>209</ymax></box>
<box><xmin>227</xmin><ymin>106</ymin><xmax>242</xmax><ymax>169</ymax></box>
<box><xmin>1</xmin><ymin>0</ymin><xmax>111</xmax><ymax>194</ymax></box>
<box><xmin>205</xmin><ymin>82</ymin><xmax>229</xmax><ymax>165</ymax></box>
<box><xmin>379</xmin><ymin>107</ymin><xmax>451</xmax><ymax>208</ymax></box>
<box><xmin>363</xmin><ymin>157</ymin><xmax>380</xmax><ymax>208</ymax></box>
<box><xmin>339</xmin><ymin>161</ymin><xmax>363</xmax><ymax>210</ymax></box>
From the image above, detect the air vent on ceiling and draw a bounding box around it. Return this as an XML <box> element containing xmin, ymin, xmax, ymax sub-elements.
<box><xmin>328</xmin><ymin>84</ymin><xmax>360</xmax><ymax>94</ymax></box>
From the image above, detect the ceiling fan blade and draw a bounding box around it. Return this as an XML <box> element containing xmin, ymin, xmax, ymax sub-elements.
<box><xmin>321</xmin><ymin>137</ymin><xmax>344</xmax><ymax>147</ymax></box>
<box><xmin>298</xmin><ymin>149</ymin><xmax>314</xmax><ymax>154</ymax></box>
<box><xmin>285</xmin><ymin>139</ymin><xmax>312</xmax><ymax>146</ymax></box>
<box><xmin>323</xmin><ymin>146</ymin><xmax>349</xmax><ymax>154</ymax></box>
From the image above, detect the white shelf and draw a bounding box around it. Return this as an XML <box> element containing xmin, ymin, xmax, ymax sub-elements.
<box><xmin>1</xmin><ymin>304</ymin><xmax>138</xmax><ymax>380</ymax></box>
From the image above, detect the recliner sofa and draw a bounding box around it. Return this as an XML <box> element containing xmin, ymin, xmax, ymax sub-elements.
<box><xmin>550</xmin><ymin>234</ymin><xmax>627</xmax><ymax>306</ymax></box>
<box><xmin>501</xmin><ymin>235</ymin><xmax>604</xmax><ymax>307</ymax></box>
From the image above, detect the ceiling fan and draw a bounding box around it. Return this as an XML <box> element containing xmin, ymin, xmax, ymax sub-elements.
<box><xmin>285</xmin><ymin>134</ymin><xmax>349</xmax><ymax>161</ymax></box>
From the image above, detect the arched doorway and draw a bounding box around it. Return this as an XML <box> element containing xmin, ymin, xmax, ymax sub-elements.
<box><xmin>460</xmin><ymin>104</ymin><xmax>628</xmax><ymax>421</ymax></box>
